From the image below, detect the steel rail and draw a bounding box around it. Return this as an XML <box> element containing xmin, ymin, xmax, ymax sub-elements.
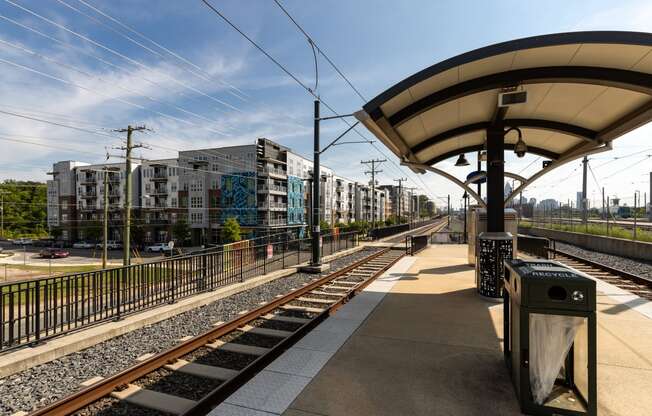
<box><xmin>549</xmin><ymin>247</ymin><xmax>652</xmax><ymax>288</ymax></box>
<box><xmin>29</xmin><ymin>246</ymin><xmax>402</xmax><ymax>416</ymax></box>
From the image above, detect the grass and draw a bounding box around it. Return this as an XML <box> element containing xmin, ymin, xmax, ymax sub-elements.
<box><xmin>520</xmin><ymin>220</ymin><xmax>652</xmax><ymax>243</ymax></box>
<box><xmin>3</xmin><ymin>264</ymin><xmax>103</xmax><ymax>274</ymax></box>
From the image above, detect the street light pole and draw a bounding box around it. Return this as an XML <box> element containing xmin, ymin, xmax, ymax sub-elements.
<box><xmin>311</xmin><ymin>100</ymin><xmax>321</xmax><ymax>268</ymax></box>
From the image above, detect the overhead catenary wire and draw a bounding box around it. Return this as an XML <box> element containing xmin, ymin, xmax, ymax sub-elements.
<box><xmin>201</xmin><ymin>0</ymin><xmax>437</xmax><ymax>202</ymax></box>
<box><xmin>263</xmin><ymin>0</ymin><xmax>439</xmax><ymax>202</ymax></box>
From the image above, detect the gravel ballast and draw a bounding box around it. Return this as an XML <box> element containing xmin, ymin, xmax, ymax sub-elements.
<box><xmin>0</xmin><ymin>247</ymin><xmax>382</xmax><ymax>415</ymax></box>
<box><xmin>554</xmin><ymin>241</ymin><xmax>652</xmax><ymax>279</ymax></box>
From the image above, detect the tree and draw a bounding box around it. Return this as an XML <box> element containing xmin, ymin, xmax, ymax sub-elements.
<box><xmin>319</xmin><ymin>220</ymin><xmax>331</xmax><ymax>235</ymax></box>
<box><xmin>84</xmin><ymin>221</ymin><xmax>102</xmax><ymax>241</ymax></box>
<box><xmin>50</xmin><ymin>227</ymin><xmax>63</xmax><ymax>240</ymax></box>
<box><xmin>172</xmin><ymin>218</ymin><xmax>191</xmax><ymax>246</ymax></box>
<box><xmin>220</xmin><ymin>217</ymin><xmax>241</xmax><ymax>243</ymax></box>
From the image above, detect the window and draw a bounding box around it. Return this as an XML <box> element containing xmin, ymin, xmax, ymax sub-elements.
<box><xmin>171</xmin><ymin>183</ymin><xmax>177</xmax><ymax>192</ymax></box>
<box><xmin>190</xmin><ymin>181</ymin><xmax>203</xmax><ymax>192</ymax></box>
<box><xmin>171</xmin><ymin>198</ymin><xmax>177</xmax><ymax>207</ymax></box>
<box><xmin>190</xmin><ymin>196</ymin><xmax>203</xmax><ymax>208</ymax></box>
<box><xmin>190</xmin><ymin>212</ymin><xmax>203</xmax><ymax>224</ymax></box>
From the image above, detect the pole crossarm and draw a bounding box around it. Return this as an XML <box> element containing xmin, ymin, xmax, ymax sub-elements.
<box><xmin>403</xmin><ymin>162</ymin><xmax>487</xmax><ymax>208</ymax></box>
<box><xmin>320</xmin><ymin>121</ymin><xmax>360</xmax><ymax>154</ymax></box>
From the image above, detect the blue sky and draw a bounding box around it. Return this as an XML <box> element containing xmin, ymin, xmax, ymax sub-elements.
<box><xmin>1</xmin><ymin>0</ymin><xmax>652</xmax><ymax>209</ymax></box>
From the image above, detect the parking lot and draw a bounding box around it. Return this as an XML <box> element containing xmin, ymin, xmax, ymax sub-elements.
<box><xmin>0</xmin><ymin>241</ymin><xmax>196</xmax><ymax>282</ymax></box>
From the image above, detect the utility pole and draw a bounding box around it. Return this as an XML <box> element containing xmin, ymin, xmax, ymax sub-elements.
<box><xmin>602</xmin><ymin>187</ymin><xmax>606</xmax><ymax>220</ymax></box>
<box><xmin>447</xmin><ymin>194</ymin><xmax>451</xmax><ymax>226</ymax></box>
<box><xmin>393</xmin><ymin>178</ymin><xmax>407</xmax><ymax>223</ymax></box>
<box><xmin>405</xmin><ymin>187</ymin><xmax>417</xmax><ymax>226</ymax></box>
<box><xmin>582</xmin><ymin>156</ymin><xmax>588</xmax><ymax>224</ymax></box>
<box><xmin>0</xmin><ymin>191</ymin><xmax>5</xmax><ymax>239</ymax></box>
<box><xmin>114</xmin><ymin>125</ymin><xmax>148</xmax><ymax>266</ymax></box>
<box><xmin>103</xmin><ymin>170</ymin><xmax>109</xmax><ymax>269</ymax></box>
<box><xmin>361</xmin><ymin>159</ymin><xmax>385</xmax><ymax>228</ymax></box>
<box><xmin>649</xmin><ymin>172</ymin><xmax>652</xmax><ymax>221</ymax></box>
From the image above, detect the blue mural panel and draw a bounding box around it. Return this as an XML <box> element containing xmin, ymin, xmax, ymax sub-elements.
<box><xmin>220</xmin><ymin>172</ymin><xmax>257</xmax><ymax>225</ymax></box>
<box><xmin>287</xmin><ymin>176</ymin><xmax>305</xmax><ymax>225</ymax></box>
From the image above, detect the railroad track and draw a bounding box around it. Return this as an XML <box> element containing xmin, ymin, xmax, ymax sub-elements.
<box><xmin>550</xmin><ymin>248</ymin><xmax>652</xmax><ymax>301</ymax></box>
<box><xmin>30</xmin><ymin>246</ymin><xmax>406</xmax><ymax>416</ymax></box>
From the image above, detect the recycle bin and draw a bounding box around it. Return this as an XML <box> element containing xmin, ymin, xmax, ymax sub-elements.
<box><xmin>504</xmin><ymin>259</ymin><xmax>596</xmax><ymax>416</ymax></box>
<box><xmin>476</xmin><ymin>232</ymin><xmax>513</xmax><ymax>299</ymax></box>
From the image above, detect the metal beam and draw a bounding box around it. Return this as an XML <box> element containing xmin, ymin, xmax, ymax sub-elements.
<box><xmin>411</xmin><ymin>118</ymin><xmax>597</xmax><ymax>154</ymax></box>
<box><xmin>597</xmin><ymin>98</ymin><xmax>652</xmax><ymax>142</ymax></box>
<box><xmin>402</xmin><ymin>162</ymin><xmax>487</xmax><ymax>208</ymax></box>
<box><xmin>465</xmin><ymin>171</ymin><xmax>526</xmax><ymax>186</ymax></box>
<box><xmin>389</xmin><ymin>66</ymin><xmax>652</xmax><ymax>127</ymax></box>
<box><xmin>424</xmin><ymin>143</ymin><xmax>560</xmax><ymax>166</ymax></box>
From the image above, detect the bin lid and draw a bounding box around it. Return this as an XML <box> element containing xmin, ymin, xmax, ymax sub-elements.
<box><xmin>505</xmin><ymin>259</ymin><xmax>596</xmax><ymax>311</ymax></box>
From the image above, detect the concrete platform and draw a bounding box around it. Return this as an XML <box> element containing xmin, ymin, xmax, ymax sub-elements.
<box><xmin>211</xmin><ymin>244</ymin><xmax>652</xmax><ymax>416</ymax></box>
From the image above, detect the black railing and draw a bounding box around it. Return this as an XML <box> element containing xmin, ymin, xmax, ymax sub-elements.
<box><xmin>369</xmin><ymin>217</ymin><xmax>440</xmax><ymax>240</ymax></box>
<box><xmin>429</xmin><ymin>232</ymin><xmax>467</xmax><ymax>244</ymax></box>
<box><xmin>0</xmin><ymin>232</ymin><xmax>358</xmax><ymax>352</ymax></box>
<box><xmin>408</xmin><ymin>235</ymin><xmax>429</xmax><ymax>255</ymax></box>
<box><xmin>517</xmin><ymin>234</ymin><xmax>550</xmax><ymax>258</ymax></box>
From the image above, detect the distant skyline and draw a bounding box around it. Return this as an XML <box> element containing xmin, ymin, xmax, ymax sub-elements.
<box><xmin>0</xmin><ymin>0</ymin><xmax>651</xmax><ymax>209</ymax></box>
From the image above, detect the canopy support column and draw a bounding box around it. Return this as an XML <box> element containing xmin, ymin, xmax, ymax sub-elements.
<box><xmin>486</xmin><ymin>126</ymin><xmax>505</xmax><ymax>232</ymax></box>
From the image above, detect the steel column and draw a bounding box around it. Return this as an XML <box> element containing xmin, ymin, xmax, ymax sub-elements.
<box><xmin>311</xmin><ymin>100</ymin><xmax>321</xmax><ymax>266</ymax></box>
<box><xmin>486</xmin><ymin>126</ymin><xmax>505</xmax><ymax>232</ymax></box>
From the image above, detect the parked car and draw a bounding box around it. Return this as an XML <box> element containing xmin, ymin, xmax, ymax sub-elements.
<box><xmin>95</xmin><ymin>241</ymin><xmax>122</xmax><ymax>250</ymax></box>
<box><xmin>40</xmin><ymin>248</ymin><xmax>70</xmax><ymax>258</ymax></box>
<box><xmin>72</xmin><ymin>241</ymin><xmax>94</xmax><ymax>249</ymax></box>
<box><xmin>33</xmin><ymin>238</ymin><xmax>56</xmax><ymax>247</ymax></box>
<box><xmin>145</xmin><ymin>242</ymin><xmax>173</xmax><ymax>253</ymax></box>
<box><xmin>13</xmin><ymin>238</ymin><xmax>33</xmax><ymax>245</ymax></box>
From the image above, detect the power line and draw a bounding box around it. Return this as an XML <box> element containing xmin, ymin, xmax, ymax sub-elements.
<box><xmin>0</xmin><ymin>109</ymin><xmax>122</xmax><ymax>140</ymax></box>
<box><xmin>4</xmin><ymin>0</ymin><xmax>242</xmax><ymax>113</ymax></box>
<box><xmin>0</xmin><ymin>49</ymin><xmax>228</xmax><ymax>136</ymax></box>
<box><xmin>73</xmin><ymin>0</ymin><xmax>248</xmax><ymax>101</ymax></box>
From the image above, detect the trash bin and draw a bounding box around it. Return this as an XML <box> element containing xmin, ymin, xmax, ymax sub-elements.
<box><xmin>504</xmin><ymin>259</ymin><xmax>596</xmax><ymax>416</ymax></box>
<box><xmin>476</xmin><ymin>232</ymin><xmax>513</xmax><ymax>300</ymax></box>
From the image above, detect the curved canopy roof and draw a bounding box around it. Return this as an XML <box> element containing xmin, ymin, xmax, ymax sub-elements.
<box><xmin>356</xmin><ymin>31</ymin><xmax>652</xmax><ymax>171</ymax></box>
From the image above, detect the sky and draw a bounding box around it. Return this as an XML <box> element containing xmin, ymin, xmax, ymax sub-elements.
<box><xmin>0</xmin><ymin>0</ymin><xmax>651</xmax><ymax>210</ymax></box>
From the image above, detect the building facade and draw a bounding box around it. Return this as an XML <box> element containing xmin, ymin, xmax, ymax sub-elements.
<box><xmin>47</xmin><ymin>138</ymin><xmax>419</xmax><ymax>245</ymax></box>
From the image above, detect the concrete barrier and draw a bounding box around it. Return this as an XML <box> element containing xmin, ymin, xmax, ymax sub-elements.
<box><xmin>519</xmin><ymin>226</ymin><xmax>652</xmax><ymax>262</ymax></box>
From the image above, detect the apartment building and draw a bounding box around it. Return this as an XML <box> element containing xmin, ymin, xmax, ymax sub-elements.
<box><xmin>354</xmin><ymin>184</ymin><xmax>386</xmax><ymax>223</ymax></box>
<box><xmin>378</xmin><ymin>184</ymin><xmax>412</xmax><ymax>219</ymax></box>
<box><xmin>140</xmin><ymin>158</ymin><xmax>180</xmax><ymax>243</ymax></box>
<box><xmin>47</xmin><ymin>160</ymin><xmax>89</xmax><ymax>241</ymax></box>
<box><xmin>47</xmin><ymin>137</ymin><xmax>414</xmax><ymax>245</ymax></box>
<box><xmin>47</xmin><ymin>161</ymin><xmax>140</xmax><ymax>242</ymax></box>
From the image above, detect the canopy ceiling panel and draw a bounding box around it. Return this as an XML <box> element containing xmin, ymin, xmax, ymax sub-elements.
<box><xmin>356</xmin><ymin>32</ymin><xmax>652</xmax><ymax>170</ymax></box>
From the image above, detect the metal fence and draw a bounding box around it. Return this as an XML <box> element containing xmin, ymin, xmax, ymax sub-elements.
<box><xmin>517</xmin><ymin>234</ymin><xmax>550</xmax><ymax>258</ymax></box>
<box><xmin>429</xmin><ymin>232</ymin><xmax>467</xmax><ymax>244</ymax></box>
<box><xmin>369</xmin><ymin>217</ymin><xmax>440</xmax><ymax>240</ymax></box>
<box><xmin>0</xmin><ymin>232</ymin><xmax>358</xmax><ymax>352</ymax></box>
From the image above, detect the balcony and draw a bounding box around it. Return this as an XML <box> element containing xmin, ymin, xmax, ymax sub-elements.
<box><xmin>152</xmin><ymin>171</ymin><xmax>168</xmax><ymax>181</ymax></box>
<box><xmin>258</xmin><ymin>202</ymin><xmax>287</xmax><ymax>211</ymax></box>
<box><xmin>80</xmin><ymin>176</ymin><xmax>96</xmax><ymax>185</ymax></box>
<box><xmin>257</xmin><ymin>167</ymin><xmax>287</xmax><ymax>178</ymax></box>
<box><xmin>257</xmin><ymin>218</ymin><xmax>287</xmax><ymax>226</ymax></box>
<box><xmin>258</xmin><ymin>184</ymin><xmax>287</xmax><ymax>194</ymax></box>
<box><xmin>151</xmin><ymin>187</ymin><xmax>168</xmax><ymax>195</ymax></box>
<box><xmin>80</xmin><ymin>191</ymin><xmax>97</xmax><ymax>199</ymax></box>
<box><xmin>80</xmin><ymin>204</ymin><xmax>98</xmax><ymax>211</ymax></box>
